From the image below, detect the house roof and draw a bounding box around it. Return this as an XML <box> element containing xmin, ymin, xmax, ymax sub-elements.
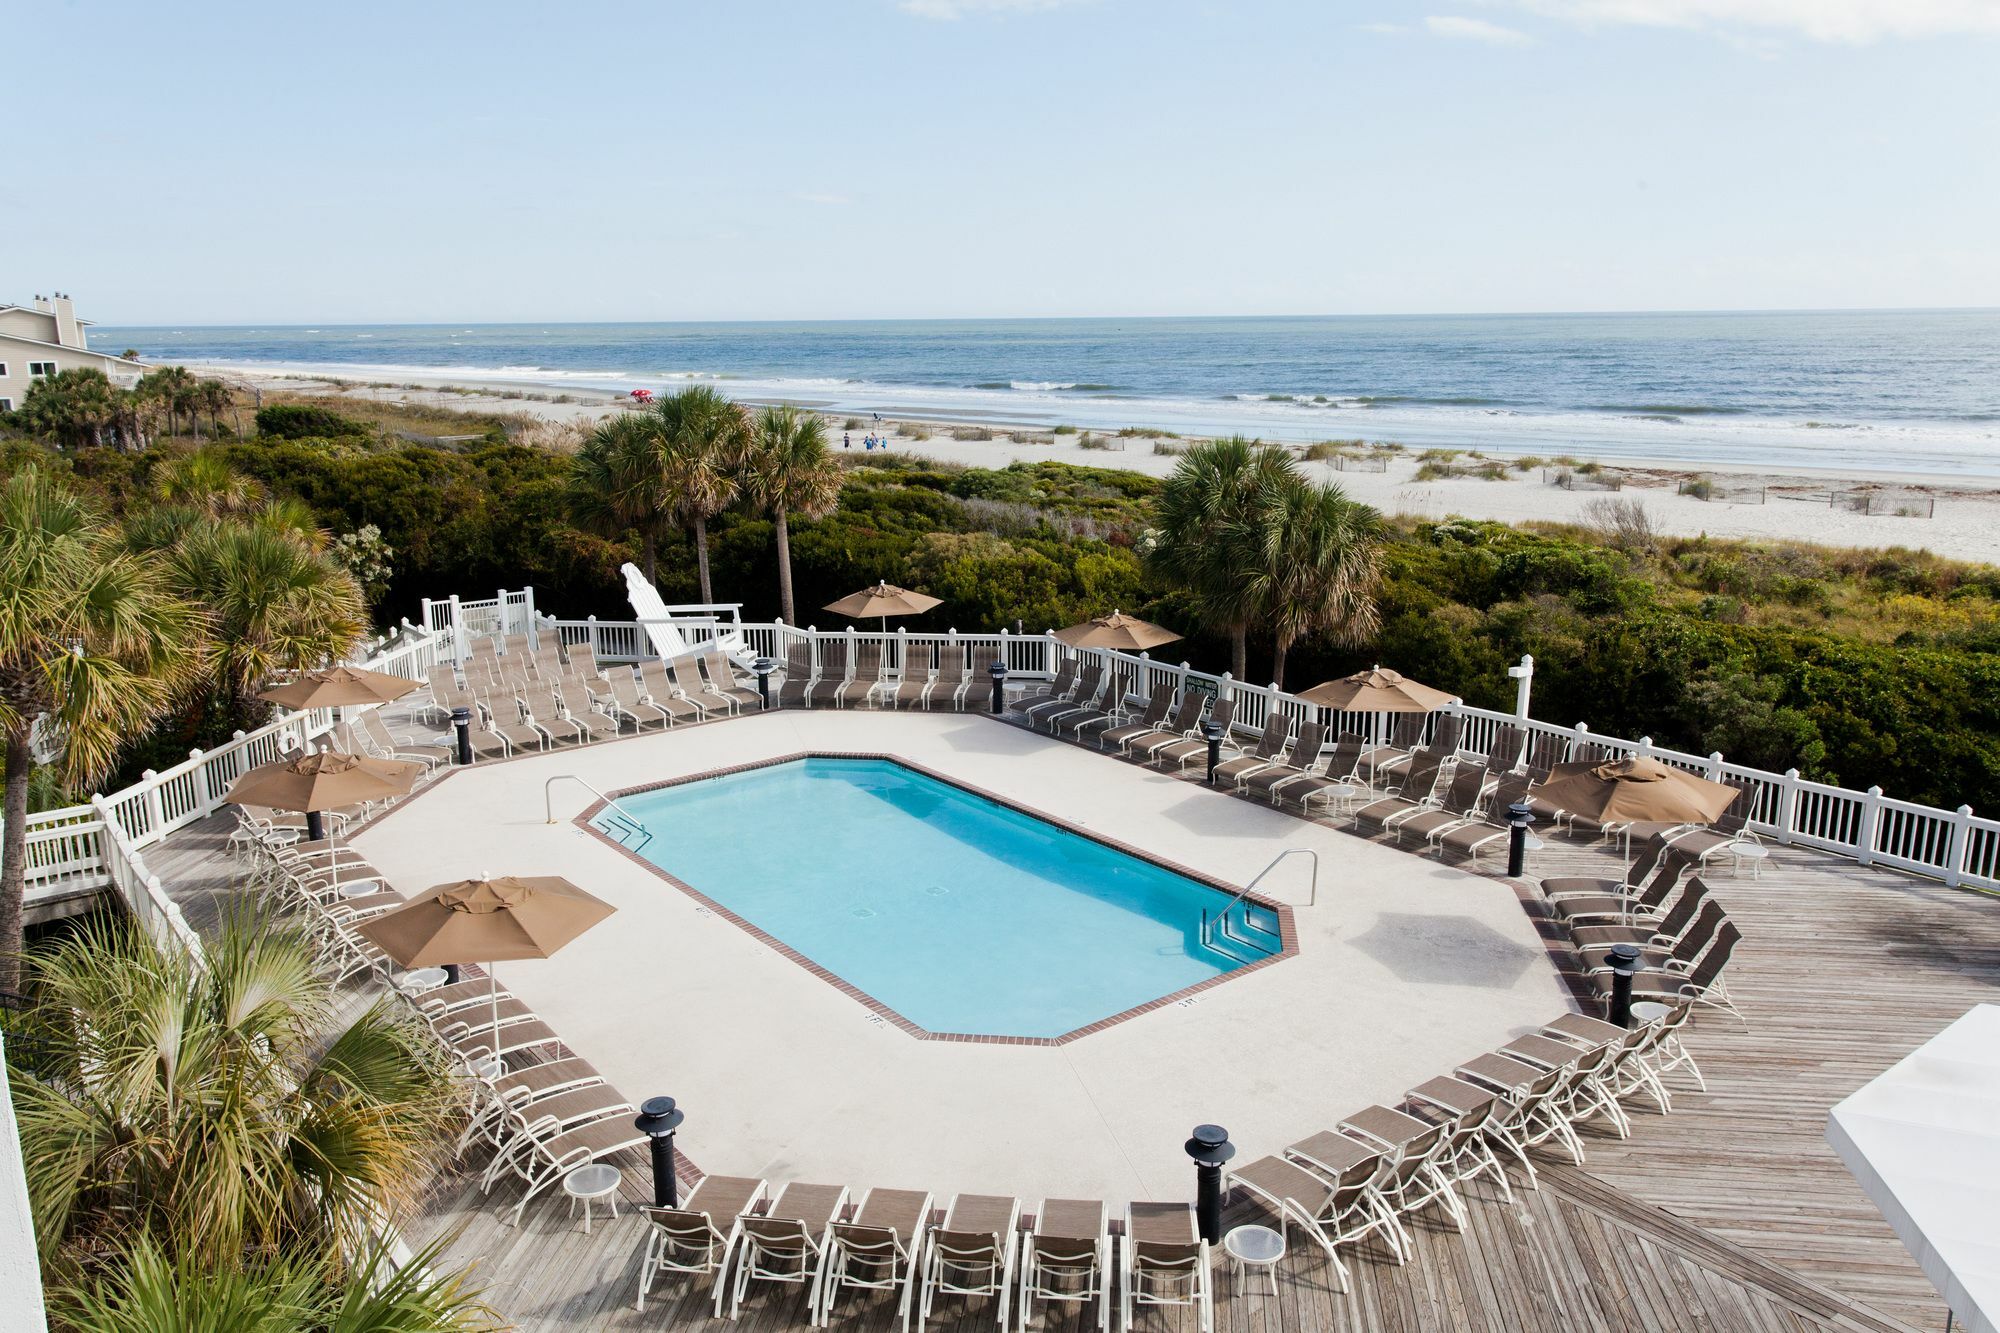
<box><xmin>0</xmin><ymin>303</ymin><xmax>96</xmax><ymax>325</ymax></box>
<box><xmin>0</xmin><ymin>330</ymin><xmax>143</xmax><ymax>366</ymax></box>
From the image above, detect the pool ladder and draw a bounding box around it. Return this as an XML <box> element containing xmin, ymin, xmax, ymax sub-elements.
<box><xmin>545</xmin><ymin>775</ymin><xmax>653</xmax><ymax>851</ymax></box>
<box><xmin>1200</xmin><ymin>848</ymin><xmax>1318</xmax><ymax>961</ymax></box>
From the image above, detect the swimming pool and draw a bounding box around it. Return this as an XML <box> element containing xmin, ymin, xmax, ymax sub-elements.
<box><xmin>594</xmin><ymin>756</ymin><xmax>1284</xmax><ymax>1040</ymax></box>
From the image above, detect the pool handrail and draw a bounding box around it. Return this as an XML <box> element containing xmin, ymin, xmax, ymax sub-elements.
<box><xmin>544</xmin><ymin>775</ymin><xmax>651</xmax><ymax>849</ymax></box>
<box><xmin>1201</xmin><ymin>848</ymin><xmax>1317</xmax><ymax>951</ymax></box>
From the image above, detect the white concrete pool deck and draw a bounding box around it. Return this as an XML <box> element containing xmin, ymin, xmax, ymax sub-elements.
<box><xmin>354</xmin><ymin>710</ymin><xmax>1572</xmax><ymax>1205</ymax></box>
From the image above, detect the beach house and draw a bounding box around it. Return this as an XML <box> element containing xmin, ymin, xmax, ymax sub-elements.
<box><xmin>0</xmin><ymin>292</ymin><xmax>145</xmax><ymax>413</ymax></box>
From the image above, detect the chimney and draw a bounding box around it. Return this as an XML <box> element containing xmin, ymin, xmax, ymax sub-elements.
<box><xmin>51</xmin><ymin>294</ymin><xmax>83</xmax><ymax>349</ymax></box>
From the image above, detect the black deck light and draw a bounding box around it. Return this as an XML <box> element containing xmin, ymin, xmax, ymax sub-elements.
<box><xmin>635</xmin><ymin>1096</ymin><xmax>686</xmax><ymax>1207</ymax></box>
<box><xmin>451</xmin><ymin>706</ymin><xmax>473</xmax><ymax>767</ymax></box>
<box><xmin>1185</xmin><ymin>1124</ymin><xmax>1235</xmax><ymax>1243</ymax></box>
<box><xmin>1606</xmin><ymin>944</ymin><xmax>1643</xmax><ymax>1028</ymax></box>
<box><xmin>988</xmin><ymin>658</ymin><xmax>1009</xmax><ymax>715</ymax></box>
<box><xmin>751</xmin><ymin>657</ymin><xmax>777</xmax><ymax>711</ymax></box>
<box><xmin>1505</xmin><ymin>800</ymin><xmax>1536</xmax><ymax>878</ymax></box>
<box><xmin>306</xmin><ymin>809</ymin><xmax>326</xmax><ymax>842</ymax></box>
<box><xmin>1202</xmin><ymin>720</ymin><xmax>1226</xmax><ymax>786</ymax></box>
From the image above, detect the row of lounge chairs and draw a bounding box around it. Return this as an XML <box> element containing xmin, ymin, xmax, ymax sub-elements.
<box><xmin>773</xmin><ymin>640</ymin><xmax>1001</xmax><ymax>712</ymax></box>
<box><xmin>638</xmin><ymin>1182</ymin><xmax>1211</xmax><ymax>1333</ymax></box>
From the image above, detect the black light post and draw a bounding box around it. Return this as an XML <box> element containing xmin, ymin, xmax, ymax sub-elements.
<box><xmin>451</xmin><ymin>706</ymin><xmax>473</xmax><ymax>766</ymax></box>
<box><xmin>1185</xmin><ymin>1124</ymin><xmax>1235</xmax><ymax>1243</ymax></box>
<box><xmin>1505</xmin><ymin>800</ymin><xmax>1536</xmax><ymax>878</ymax></box>
<box><xmin>1606</xmin><ymin>943</ymin><xmax>1643</xmax><ymax>1028</ymax></box>
<box><xmin>1202</xmin><ymin>720</ymin><xmax>1225</xmax><ymax>786</ymax></box>
<box><xmin>305</xmin><ymin>809</ymin><xmax>326</xmax><ymax>842</ymax></box>
<box><xmin>988</xmin><ymin>659</ymin><xmax>1009</xmax><ymax>715</ymax></box>
<box><xmin>635</xmin><ymin>1095</ymin><xmax>685</xmax><ymax>1207</ymax></box>
<box><xmin>751</xmin><ymin>657</ymin><xmax>777</xmax><ymax>711</ymax></box>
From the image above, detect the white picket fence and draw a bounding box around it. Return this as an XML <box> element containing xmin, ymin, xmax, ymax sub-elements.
<box><xmin>13</xmin><ymin>619</ymin><xmax>453</xmax><ymax>946</ymax></box>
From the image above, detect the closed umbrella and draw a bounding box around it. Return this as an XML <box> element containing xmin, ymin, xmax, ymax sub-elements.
<box><xmin>358</xmin><ymin>875</ymin><xmax>615</xmax><ymax>1055</ymax></box>
<box><xmin>1053</xmin><ymin>611</ymin><xmax>1181</xmax><ymax>653</ymax></box>
<box><xmin>257</xmin><ymin>665</ymin><xmax>419</xmax><ymax>710</ymax></box>
<box><xmin>823</xmin><ymin>581</ymin><xmax>943</xmax><ymax>633</ymax></box>
<box><xmin>1296</xmin><ymin>666</ymin><xmax>1456</xmax><ymax>713</ymax></box>
<box><xmin>1530</xmin><ymin>756</ymin><xmax>1741</xmax><ymax>827</ymax></box>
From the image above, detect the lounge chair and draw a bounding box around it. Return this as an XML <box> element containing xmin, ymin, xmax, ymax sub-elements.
<box><xmin>820</xmin><ymin>1186</ymin><xmax>934</xmax><ymax>1331</ymax></box>
<box><xmin>359</xmin><ymin>709</ymin><xmax>453</xmax><ymax>770</ymax></box>
<box><xmin>962</xmin><ymin>646</ymin><xmax>1002</xmax><ymax>712</ymax></box>
<box><xmin>1583</xmin><ymin>900</ymin><xmax>1727</xmax><ymax>989</ymax></box>
<box><xmin>1570</xmin><ymin>876</ymin><xmax>1711</xmax><ymax>952</ymax></box>
<box><xmin>1338</xmin><ymin>1105</ymin><xmax>1466</xmax><ymax>1240</ymax></box>
<box><xmin>918</xmin><ymin>644</ymin><xmax>966</xmax><ymax>711</ymax></box>
<box><xmin>1275</xmin><ymin>732</ymin><xmax>1367</xmax><ymax>813</ymax></box>
<box><xmin>565</xmin><ymin>642</ymin><xmax>603</xmax><ymax>682</ymax></box>
<box><xmin>808</xmin><ymin>641</ymin><xmax>852</xmax><ymax>709</ymax></box>
<box><xmin>1390</xmin><ymin>762</ymin><xmax>1490</xmax><ymax>846</ymax></box>
<box><xmin>1450</xmin><ymin>1053</ymin><xmax>1583</xmax><ymax>1183</ymax></box>
<box><xmin>635</xmin><ymin>1174</ymin><xmax>769</xmax><ymax>1312</ymax></box>
<box><xmin>1540</xmin><ymin>1011</ymin><xmax>1675</xmax><ymax>1117</ymax></box>
<box><xmin>1481</xmin><ymin>721</ymin><xmax>1524</xmax><ymax>772</ymax></box>
<box><xmin>1018</xmin><ymin>1199</ymin><xmax>1109</xmax><ymax>1333</ymax></box>
<box><xmin>520</xmin><ymin>689</ymin><xmax>586</xmax><ymax>746</ymax></box>
<box><xmin>835</xmin><ymin>641</ymin><xmax>886</xmax><ymax>709</ymax></box>
<box><xmin>1241</xmin><ymin>721</ymin><xmax>1328</xmax><ymax>800</ymax></box>
<box><xmin>700</xmin><ymin>648</ymin><xmax>766</xmax><ymax>712</ymax></box>
<box><xmin>1622</xmin><ymin>923</ymin><xmax>1741</xmax><ymax>1020</ymax></box>
<box><xmin>1025</xmin><ymin>662</ymin><xmax>1101</xmax><ymax>730</ymax></box>
<box><xmin>457</xmin><ymin>1056</ymin><xmax>606</xmax><ymax>1160</ymax></box>
<box><xmin>1209</xmin><ymin>711</ymin><xmax>1291</xmax><ymax>786</ymax></box>
<box><xmin>1009</xmin><ymin>660</ymin><xmax>1079</xmax><ymax>717</ymax></box>
<box><xmin>1228</xmin><ymin>1138</ymin><xmax>1395</xmax><ymax>1292</ymax></box>
<box><xmin>669</xmin><ymin>654</ymin><xmax>736</xmax><ymax>717</ymax></box>
<box><xmin>1058</xmin><ymin>670</ymin><xmax>1137</xmax><ymax>742</ymax></box>
<box><xmin>500</xmin><ymin>1108</ymin><xmax>651</xmax><ymax>1225</ymax></box>
<box><xmin>1095</xmin><ymin>690</ymin><xmax>1174</xmax><ymax>752</ymax></box>
<box><xmin>1522</xmin><ymin>732</ymin><xmax>1565</xmax><ymax>779</ymax></box>
<box><xmin>1355</xmin><ymin>712</ymin><xmax>1426</xmax><ymax>784</ymax></box>
<box><xmin>1494</xmin><ymin>1033</ymin><xmax>1632</xmax><ymax>1143</ymax></box>
<box><xmin>1119</xmin><ymin>1202</ymin><xmax>1210</xmax><ymax>1333</ymax></box>
<box><xmin>1433</xmin><ymin>772</ymin><xmax>1535</xmax><ymax>861</ymax></box>
<box><xmin>1546</xmin><ymin>847</ymin><xmax>1692</xmax><ymax>928</ymax></box>
<box><xmin>477</xmin><ymin>1083</ymin><xmax>638</xmax><ymax>1191</ymax></box>
<box><xmin>1119</xmin><ymin>693</ymin><xmax>1206</xmax><ymax>760</ymax></box>
<box><xmin>724</xmin><ymin>1181</ymin><xmax>851</xmax><ymax>1320</ymax></box>
<box><xmin>438</xmin><ymin>1012</ymin><xmax>567</xmax><ymax>1067</ymax></box>
<box><xmin>893</xmin><ymin>645</ymin><xmax>937</xmax><ymax>710</ymax></box>
<box><xmin>919</xmin><ymin>1193</ymin><xmax>1019</xmax><ymax>1329</ymax></box>
<box><xmin>639</xmin><ymin>660</ymin><xmax>708</xmax><ymax>724</ymax></box>
<box><xmin>603</xmin><ymin>669</ymin><xmax>671</xmax><ymax>731</ymax></box>
<box><xmin>1660</xmin><ymin>782</ymin><xmax>1758</xmax><ymax>867</ymax></box>
<box><xmin>1541</xmin><ymin>833</ymin><xmax>1669</xmax><ymax>902</ymax></box>
<box><xmin>1350</xmin><ymin>753</ymin><xmax>1448</xmax><ymax>836</ymax></box>
<box><xmin>776</xmin><ymin>641</ymin><xmax>819</xmax><ymax>709</ymax></box>
<box><xmin>1150</xmin><ymin>697</ymin><xmax>1236</xmax><ymax>771</ymax></box>
<box><xmin>559</xmin><ymin>683</ymin><xmax>622</xmax><ymax>741</ymax></box>
<box><xmin>1405</xmin><ymin>1075</ymin><xmax>1528</xmax><ymax>1199</ymax></box>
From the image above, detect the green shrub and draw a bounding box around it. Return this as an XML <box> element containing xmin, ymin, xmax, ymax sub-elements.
<box><xmin>254</xmin><ymin>404</ymin><xmax>371</xmax><ymax>439</ymax></box>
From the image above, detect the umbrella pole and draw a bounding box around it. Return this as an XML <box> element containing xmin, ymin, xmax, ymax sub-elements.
<box><xmin>490</xmin><ymin>965</ymin><xmax>500</xmax><ymax>1056</ymax></box>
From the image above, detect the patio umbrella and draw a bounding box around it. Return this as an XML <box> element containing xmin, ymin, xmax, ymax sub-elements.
<box><xmin>1529</xmin><ymin>756</ymin><xmax>1741</xmax><ymax>827</ymax></box>
<box><xmin>257</xmin><ymin>664</ymin><xmax>418</xmax><ymax>710</ymax></box>
<box><xmin>1297</xmin><ymin>666</ymin><xmax>1456</xmax><ymax>713</ymax></box>
<box><xmin>225</xmin><ymin>749</ymin><xmax>423</xmax><ymax>842</ymax></box>
<box><xmin>358</xmin><ymin>875</ymin><xmax>615</xmax><ymax>1055</ymax></box>
<box><xmin>1052</xmin><ymin>610</ymin><xmax>1182</xmax><ymax>653</ymax></box>
<box><xmin>822</xmin><ymin>580</ymin><xmax>943</xmax><ymax>632</ymax></box>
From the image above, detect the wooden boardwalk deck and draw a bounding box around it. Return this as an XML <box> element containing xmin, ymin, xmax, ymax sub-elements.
<box><xmin>137</xmin><ymin>717</ymin><xmax>2000</xmax><ymax>1333</ymax></box>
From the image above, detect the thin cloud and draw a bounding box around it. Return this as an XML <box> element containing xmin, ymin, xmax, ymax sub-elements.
<box><xmin>898</xmin><ymin>0</ymin><xmax>1083</xmax><ymax>18</ymax></box>
<box><xmin>1426</xmin><ymin>14</ymin><xmax>1537</xmax><ymax>43</ymax></box>
<box><xmin>1509</xmin><ymin>0</ymin><xmax>2000</xmax><ymax>43</ymax></box>
<box><xmin>796</xmin><ymin>192</ymin><xmax>852</xmax><ymax>207</ymax></box>
<box><xmin>1359</xmin><ymin>20</ymin><xmax>1415</xmax><ymax>33</ymax></box>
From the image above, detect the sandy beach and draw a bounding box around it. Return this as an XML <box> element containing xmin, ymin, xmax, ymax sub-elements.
<box><xmin>201</xmin><ymin>364</ymin><xmax>2000</xmax><ymax>565</ymax></box>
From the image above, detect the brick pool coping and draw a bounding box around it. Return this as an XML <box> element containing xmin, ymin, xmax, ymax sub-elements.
<box><xmin>574</xmin><ymin>750</ymin><xmax>1299</xmax><ymax>1047</ymax></box>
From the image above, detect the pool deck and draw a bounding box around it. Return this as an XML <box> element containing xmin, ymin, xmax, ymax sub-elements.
<box><xmin>351</xmin><ymin>709</ymin><xmax>1572</xmax><ymax>1205</ymax></box>
<box><xmin>139</xmin><ymin>704</ymin><xmax>2000</xmax><ymax>1332</ymax></box>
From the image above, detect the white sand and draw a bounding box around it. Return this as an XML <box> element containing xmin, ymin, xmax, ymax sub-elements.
<box><xmin>202</xmin><ymin>365</ymin><xmax>2000</xmax><ymax>565</ymax></box>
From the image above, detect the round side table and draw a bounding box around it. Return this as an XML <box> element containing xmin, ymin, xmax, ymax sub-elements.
<box><xmin>1223</xmin><ymin>1222</ymin><xmax>1286</xmax><ymax>1297</ymax></box>
<box><xmin>563</xmin><ymin>1163</ymin><xmax>621</xmax><ymax>1233</ymax></box>
<box><xmin>396</xmin><ymin>967</ymin><xmax>450</xmax><ymax>996</ymax></box>
<box><xmin>1629</xmin><ymin>1001</ymin><xmax>1672</xmax><ymax>1025</ymax></box>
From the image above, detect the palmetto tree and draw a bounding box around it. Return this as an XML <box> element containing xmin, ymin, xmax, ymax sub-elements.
<box><xmin>1144</xmin><ymin>436</ymin><xmax>1297</xmax><ymax>680</ymax></box>
<box><xmin>651</xmin><ymin>386</ymin><xmax>750</xmax><ymax>604</ymax></box>
<box><xmin>0</xmin><ymin>468</ymin><xmax>204</xmax><ymax>992</ymax></box>
<box><xmin>745</xmin><ymin>405</ymin><xmax>842</xmax><ymax>623</ymax></box>
<box><xmin>193</xmin><ymin>377</ymin><xmax>234</xmax><ymax>437</ymax></box>
<box><xmin>11</xmin><ymin>912</ymin><xmax>467</xmax><ymax>1281</ymax></box>
<box><xmin>17</xmin><ymin>367</ymin><xmax>123</xmax><ymax>448</ymax></box>
<box><xmin>1244</xmin><ymin>475</ymin><xmax>1384</xmax><ymax>688</ymax></box>
<box><xmin>153</xmin><ymin>448</ymin><xmax>265</xmax><ymax>517</ymax></box>
<box><xmin>140</xmin><ymin>365</ymin><xmax>198</xmax><ymax>440</ymax></box>
<box><xmin>567</xmin><ymin>413</ymin><xmax>680</xmax><ymax>583</ymax></box>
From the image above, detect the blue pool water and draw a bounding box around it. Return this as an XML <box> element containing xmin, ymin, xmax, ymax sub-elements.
<box><xmin>597</xmin><ymin>757</ymin><xmax>1280</xmax><ymax>1039</ymax></box>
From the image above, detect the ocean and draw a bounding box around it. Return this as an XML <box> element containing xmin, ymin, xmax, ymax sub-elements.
<box><xmin>94</xmin><ymin>310</ymin><xmax>2000</xmax><ymax>477</ymax></box>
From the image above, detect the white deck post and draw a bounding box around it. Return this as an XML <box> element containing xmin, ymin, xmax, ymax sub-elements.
<box><xmin>1944</xmin><ymin>806</ymin><xmax>1973</xmax><ymax>889</ymax></box>
<box><xmin>1706</xmin><ymin>751</ymin><xmax>1725</xmax><ymax>780</ymax></box>
<box><xmin>188</xmin><ymin>748</ymin><xmax>209</xmax><ymax>814</ymax></box>
<box><xmin>0</xmin><ymin>1032</ymin><xmax>49</xmax><ymax>1333</ymax></box>
<box><xmin>1776</xmin><ymin>769</ymin><xmax>1800</xmax><ymax>845</ymax></box>
<box><xmin>1508</xmin><ymin>654</ymin><xmax>1535</xmax><ymax>720</ymax></box>
<box><xmin>140</xmin><ymin>770</ymin><xmax>163</xmax><ymax>840</ymax></box>
<box><xmin>1855</xmin><ymin>786</ymin><xmax>1884</xmax><ymax>865</ymax></box>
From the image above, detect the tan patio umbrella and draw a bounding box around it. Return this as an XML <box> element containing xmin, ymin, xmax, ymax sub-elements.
<box><xmin>823</xmin><ymin>580</ymin><xmax>943</xmax><ymax>632</ymax></box>
<box><xmin>225</xmin><ymin>749</ymin><xmax>423</xmax><ymax>843</ymax></box>
<box><xmin>257</xmin><ymin>664</ymin><xmax>419</xmax><ymax>710</ymax></box>
<box><xmin>1052</xmin><ymin>610</ymin><xmax>1182</xmax><ymax>653</ymax></box>
<box><xmin>358</xmin><ymin>875</ymin><xmax>615</xmax><ymax>1052</ymax></box>
<box><xmin>1296</xmin><ymin>666</ymin><xmax>1456</xmax><ymax>713</ymax></box>
<box><xmin>1530</xmin><ymin>756</ymin><xmax>1742</xmax><ymax>827</ymax></box>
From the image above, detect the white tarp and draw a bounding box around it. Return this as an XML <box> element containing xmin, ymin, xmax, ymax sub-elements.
<box><xmin>619</xmin><ymin>562</ymin><xmax>744</xmax><ymax>660</ymax></box>
<box><xmin>1826</xmin><ymin>1003</ymin><xmax>2000</xmax><ymax>1333</ymax></box>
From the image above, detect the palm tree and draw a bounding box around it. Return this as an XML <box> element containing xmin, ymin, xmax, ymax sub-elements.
<box><xmin>1245</xmin><ymin>476</ymin><xmax>1384</xmax><ymax>688</ymax></box>
<box><xmin>11</xmin><ymin>912</ymin><xmax>465</xmax><ymax>1278</ymax></box>
<box><xmin>164</xmin><ymin>518</ymin><xmax>368</xmax><ymax>720</ymax></box>
<box><xmin>651</xmin><ymin>386</ymin><xmax>749</xmax><ymax>603</ymax></box>
<box><xmin>745</xmin><ymin>405</ymin><xmax>842</xmax><ymax>623</ymax></box>
<box><xmin>140</xmin><ymin>366</ymin><xmax>197</xmax><ymax>440</ymax></box>
<box><xmin>194</xmin><ymin>378</ymin><xmax>234</xmax><ymax>437</ymax></box>
<box><xmin>567</xmin><ymin>413</ymin><xmax>680</xmax><ymax>583</ymax></box>
<box><xmin>17</xmin><ymin>367</ymin><xmax>122</xmax><ymax>448</ymax></box>
<box><xmin>0</xmin><ymin>469</ymin><xmax>204</xmax><ymax>992</ymax></box>
<box><xmin>1144</xmin><ymin>436</ymin><xmax>1298</xmax><ymax>680</ymax></box>
<box><xmin>153</xmin><ymin>449</ymin><xmax>265</xmax><ymax>517</ymax></box>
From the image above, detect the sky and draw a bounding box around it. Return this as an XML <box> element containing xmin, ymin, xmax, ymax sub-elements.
<box><xmin>10</xmin><ymin>0</ymin><xmax>2000</xmax><ymax>323</ymax></box>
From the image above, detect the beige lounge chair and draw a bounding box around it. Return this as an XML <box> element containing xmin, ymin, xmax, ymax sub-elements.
<box><xmin>892</xmin><ymin>644</ymin><xmax>937</xmax><ymax>709</ymax></box>
<box><xmin>776</xmin><ymin>641</ymin><xmax>819</xmax><ymax>709</ymax></box>
<box><xmin>1276</xmin><ymin>732</ymin><xmax>1367</xmax><ymax>812</ymax></box>
<box><xmin>604</xmin><ymin>669</ymin><xmax>671</xmax><ymax>730</ymax></box>
<box><xmin>1025</xmin><ymin>662</ymin><xmax>1101</xmax><ymax>730</ymax></box>
<box><xmin>920</xmin><ymin>1193</ymin><xmax>1019</xmax><ymax>1330</ymax></box>
<box><xmin>1008</xmin><ymin>659</ymin><xmax>1078</xmax><ymax>717</ymax></box>
<box><xmin>560</xmin><ymin>683</ymin><xmax>622</xmax><ymax>741</ymax></box>
<box><xmin>820</xmin><ymin>1186</ymin><xmax>935</xmax><ymax>1330</ymax></box>
<box><xmin>635</xmin><ymin>1174</ymin><xmax>769</xmax><ymax>1312</ymax></box>
<box><xmin>1228</xmin><ymin>1139</ymin><xmax>1394</xmax><ymax>1293</ymax></box>
<box><xmin>1350</xmin><ymin>752</ymin><xmax>1448</xmax><ymax>834</ymax></box>
<box><xmin>1096</xmin><ymin>690</ymin><xmax>1174</xmax><ymax>752</ymax></box>
<box><xmin>1238</xmin><ymin>721</ymin><xmax>1326</xmax><ymax>798</ymax></box>
<box><xmin>669</xmin><ymin>654</ymin><xmax>735</xmax><ymax>717</ymax></box>
<box><xmin>1018</xmin><ymin>1198</ymin><xmax>1108</xmax><ymax>1333</ymax></box>
<box><xmin>919</xmin><ymin>644</ymin><xmax>966</xmax><ymax>711</ymax></box>
<box><xmin>500</xmin><ymin>1108</ymin><xmax>650</xmax><ymax>1225</ymax></box>
<box><xmin>638</xmin><ymin>661</ymin><xmax>707</xmax><ymax>724</ymax></box>
<box><xmin>700</xmin><ymin>649</ymin><xmax>765</xmax><ymax>711</ymax></box>
<box><xmin>1391</xmin><ymin>762</ymin><xmax>1490</xmax><ymax>845</ymax></box>
<box><xmin>835</xmin><ymin>641</ymin><xmax>886</xmax><ymax>708</ymax></box>
<box><xmin>477</xmin><ymin>1083</ymin><xmax>636</xmax><ymax>1192</ymax></box>
<box><xmin>724</xmin><ymin>1181</ymin><xmax>851</xmax><ymax>1320</ymax></box>
<box><xmin>807</xmin><ymin>641</ymin><xmax>852</xmax><ymax>709</ymax></box>
<box><xmin>1119</xmin><ymin>1202</ymin><xmax>1209</xmax><ymax>1333</ymax></box>
<box><xmin>1151</xmin><ymin>697</ymin><xmax>1236</xmax><ymax>772</ymax></box>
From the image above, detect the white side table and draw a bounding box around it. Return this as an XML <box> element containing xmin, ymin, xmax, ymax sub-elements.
<box><xmin>1730</xmin><ymin>843</ymin><xmax>1769</xmax><ymax>879</ymax></box>
<box><xmin>396</xmin><ymin>967</ymin><xmax>449</xmax><ymax>995</ymax></box>
<box><xmin>1223</xmin><ymin>1222</ymin><xmax>1285</xmax><ymax>1297</ymax></box>
<box><xmin>563</xmin><ymin>1163</ymin><xmax>621</xmax><ymax>1233</ymax></box>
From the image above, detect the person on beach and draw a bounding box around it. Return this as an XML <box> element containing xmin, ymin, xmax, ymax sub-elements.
<box><xmin>843</xmin><ymin>432</ymin><xmax>850</xmax><ymax>449</ymax></box>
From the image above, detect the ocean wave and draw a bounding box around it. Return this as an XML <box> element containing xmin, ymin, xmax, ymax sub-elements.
<box><xmin>1590</xmin><ymin>403</ymin><xmax>1750</xmax><ymax>416</ymax></box>
<box><xmin>1353</xmin><ymin>394</ymin><xmax>1511</xmax><ymax>408</ymax></box>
